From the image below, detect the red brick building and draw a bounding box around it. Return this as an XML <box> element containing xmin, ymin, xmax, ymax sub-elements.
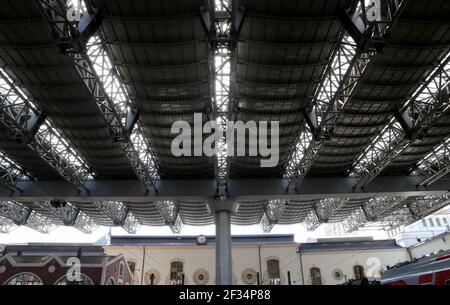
<box><xmin>0</xmin><ymin>245</ymin><xmax>133</xmax><ymax>285</ymax></box>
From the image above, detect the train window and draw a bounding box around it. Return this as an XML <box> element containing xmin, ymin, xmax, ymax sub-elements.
<box><xmin>429</xmin><ymin>219</ymin><xmax>434</xmax><ymax>227</ymax></box>
<box><xmin>445</xmin><ymin>279</ymin><xmax>450</xmax><ymax>285</ymax></box>
<box><xmin>422</xmin><ymin>219</ymin><xmax>427</xmax><ymax>227</ymax></box>
<box><xmin>436</xmin><ymin>218</ymin><xmax>441</xmax><ymax>227</ymax></box>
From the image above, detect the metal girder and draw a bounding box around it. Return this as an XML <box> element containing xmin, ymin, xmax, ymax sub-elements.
<box><xmin>341</xmin><ymin>207</ymin><xmax>367</xmax><ymax>233</ymax></box>
<box><xmin>315</xmin><ymin>198</ymin><xmax>350</xmax><ymax>223</ymax></box>
<box><xmin>121</xmin><ymin>211</ymin><xmax>140</xmax><ymax>235</ymax></box>
<box><xmin>0</xmin><ymin>69</ymin><xmax>93</xmax><ymax>191</ymax></box>
<box><xmin>285</xmin><ymin>1</ymin><xmax>406</xmax><ymax>191</ymax></box>
<box><xmin>341</xmin><ymin>196</ymin><xmax>407</xmax><ymax>232</ymax></box>
<box><xmin>415</xmin><ymin>136</ymin><xmax>450</xmax><ymax>187</ymax></box>
<box><xmin>382</xmin><ymin>194</ymin><xmax>450</xmax><ymax>230</ymax></box>
<box><xmin>351</xmin><ymin>53</ymin><xmax>450</xmax><ymax>188</ymax></box>
<box><xmin>2</xmin><ymin>176</ymin><xmax>450</xmax><ymax>202</ymax></box>
<box><xmin>260</xmin><ymin>213</ymin><xmax>274</xmax><ymax>233</ymax></box>
<box><xmin>0</xmin><ymin>201</ymin><xmax>56</xmax><ymax>233</ymax></box>
<box><xmin>37</xmin><ymin>0</ymin><xmax>159</xmax><ymax>192</ymax></box>
<box><xmin>285</xmin><ymin>35</ymin><xmax>367</xmax><ymax>191</ymax></box>
<box><xmin>25</xmin><ymin>210</ymin><xmax>57</xmax><ymax>234</ymax></box>
<box><xmin>408</xmin><ymin>195</ymin><xmax>450</xmax><ymax>219</ymax></box>
<box><xmin>0</xmin><ymin>151</ymin><xmax>31</xmax><ymax>193</ymax></box>
<box><xmin>0</xmin><ymin>201</ymin><xmax>31</xmax><ymax>225</ymax></box>
<box><xmin>303</xmin><ymin>209</ymin><xmax>321</xmax><ymax>232</ymax></box>
<box><xmin>341</xmin><ymin>0</ymin><xmax>405</xmax><ymax>53</ymax></box>
<box><xmin>362</xmin><ymin>196</ymin><xmax>408</xmax><ymax>221</ymax></box>
<box><xmin>0</xmin><ymin>68</ymin><xmax>46</xmax><ymax>143</ymax></box>
<box><xmin>0</xmin><ymin>216</ymin><xmax>17</xmax><ymax>233</ymax></box>
<box><xmin>35</xmin><ymin>200</ymin><xmax>97</xmax><ymax>233</ymax></box>
<box><xmin>381</xmin><ymin>207</ymin><xmax>414</xmax><ymax>231</ymax></box>
<box><xmin>155</xmin><ymin>200</ymin><xmax>183</xmax><ymax>234</ymax></box>
<box><xmin>302</xmin><ymin>198</ymin><xmax>349</xmax><ymax>232</ymax></box>
<box><xmin>213</xmin><ymin>46</ymin><xmax>231</xmax><ymax>196</ymax></box>
<box><xmin>210</xmin><ymin>0</ymin><xmax>234</xmax><ymax>196</ymax></box>
<box><xmin>93</xmin><ymin>201</ymin><xmax>140</xmax><ymax>233</ymax></box>
<box><xmin>259</xmin><ymin>199</ymin><xmax>287</xmax><ymax>233</ymax></box>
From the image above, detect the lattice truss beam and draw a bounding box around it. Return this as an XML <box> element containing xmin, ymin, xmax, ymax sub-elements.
<box><xmin>209</xmin><ymin>0</ymin><xmax>234</xmax><ymax>196</ymax></box>
<box><xmin>414</xmin><ymin>137</ymin><xmax>450</xmax><ymax>187</ymax></box>
<box><xmin>284</xmin><ymin>35</ymin><xmax>366</xmax><ymax>191</ymax></box>
<box><xmin>0</xmin><ymin>68</ymin><xmax>93</xmax><ymax>191</ymax></box>
<box><xmin>35</xmin><ymin>200</ymin><xmax>97</xmax><ymax>233</ymax></box>
<box><xmin>342</xmin><ymin>194</ymin><xmax>450</xmax><ymax>232</ymax></box>
<box><xmin>155</xmin><ymin>201</ymin><xmax>183</xmax><ymax>234</ymax></box>
<box><xmin>285</xmin><ymin>1</ymin><xmax>406</xmax><ymax>191</ymax></box>
<box><xmin>37</xmin><ymin>0</ymin><xmax>159</xmax><ymax>191</ymax></box>
<box><xmin>260</xmin><ymin>199</ymin><xmax>287</xmax><ymax>233</ymax></box>
<box><xmin>0</xmin><ymin>216</ymin><xmax>17</xmax><ymax>233</ymax></box>
<box><xmin>0</xmin><ymin>199</ymin><xmax>99</xmax><ymax>234</ymax></box>
<box><xmin>93</xmin><ymin>201</ymin><xmax>140</xmax><ymax>234</ymax></box>
<box><xmin>351</xmin><ymin>53</ymin><xmax>450</xmax><ymax>188</ymax></box>
<box><xmin>0</xmin><ymin>201</ymin><xmax>56</xmax><ymax>233</ymax></box>
<box><xmin>0</xmin><ymin>151</ymin><xmax>31</xmax><ymax>193</ymax></box>
<box><xmin>302</xmin><ymin>198</ymin><xmax>350</xmax><ymax>232</ymax></box>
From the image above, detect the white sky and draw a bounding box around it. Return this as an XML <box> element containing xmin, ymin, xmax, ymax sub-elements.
<box><xmin>0</xmin><ymin>223</ymin><xmax>389</xmax><ymax>245</ymax></box>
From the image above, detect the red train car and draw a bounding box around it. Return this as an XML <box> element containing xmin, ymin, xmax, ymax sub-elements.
<box><xmin>381</xmin><ymin>250</ymin><xmax>450</xmax><ymax>285</ymax></box>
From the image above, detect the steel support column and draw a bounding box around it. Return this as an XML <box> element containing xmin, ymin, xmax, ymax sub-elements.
<box><xmin>215</xmin><ymin>208</ymin><xmax>232</xmax><ymax>285</ymax></box>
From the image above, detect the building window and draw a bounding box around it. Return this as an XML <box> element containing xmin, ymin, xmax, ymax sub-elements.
<box><xmin>106</xmin><ymin>277</ymin><xmax>116</xmax><ymax>285</ymax></box>
<box><xmin>310</xmin><ymin>267</ymin><xmax>322</xmax><ymax>285</ymax></box>
<box><xmin>55</xmin><ymin>274</ymin><xmax>93</xmax><ymax>285</ymax></box>
<box><xmin>436</xmin><ymin>218</ymin><xmax>441</xmax><ymax>227</ymax></box>
<box><xmin>429</xmin><ymin>218</ymin><xmax>434</xmax><ymax>227</ymax></box>
<box><xmin>267</xmin><ymin>259</ymin><xmax>281</xmax><ymax>285</ymax></box>
<box><xmin>127</xmin><ymin>261</ymin><xmax>136</xmax><ymax>275</ymax></box>
<box><xmin>422</xmin><ymin>219</ymin><xmax>427</xmax><ymax>227</ymax></box>
<box><xmin>118</xmin><ymin>262</ymin><xmax>125</xmax><ymax>280</ymax></box>
<box><xmin>5</xmin><ymin>273</ymin><xmax>43</xmax><ymax>285</ymax></box>
<box><xmin>170</xmin><ymin>261</ymin><xmax>184</xmax><ymax>285</ymax></box>
<box><xmin>353</xmin><ymin>265</ymin><xmax>365</xmax><ymax>280</ymax></box>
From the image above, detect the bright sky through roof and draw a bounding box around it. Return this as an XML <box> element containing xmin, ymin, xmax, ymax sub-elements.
<box><xmin>0</xmin><ymin>223</ymin><xmax>390</xmax><ymax>245</ymax></box>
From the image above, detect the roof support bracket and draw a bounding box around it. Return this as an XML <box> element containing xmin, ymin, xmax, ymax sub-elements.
<box><xmin>340</xmin><ymin>0</ymin><xmax>405</xmax><ymax>53</ymax></box>
<box><xmin>301</xmin><ymin>109</ymin><xmax>321</xmax><ymax>141</ymax></box>
<box><xmin>231</xmin><ymin>2</ymin><xmax>245</xmax><ymax>38</ymax></box>
<box><xmin>200</xmin><ymin>5</ymin><xmax>213</xmax><ymax>35</ymax></box>
<box><xmin>394</xmin><ymin>109</ymin><xmax>419</xmax><ymax>141</ymax></box>
<box><xmin>24</xmin><ymin>112</ymin><xmax>47</xmax><ymax>143</ymax></box>
<box><xmin>340</xmin><ymin>6</ymin><xmax>377</xmax><ymax>53</ymax></box>
<box><xmin>76</xmin><ymin>7</ymin><xmax>104</xmax><ymax>51</ymax></box>
<box><xmin>123</xmin><ymin>109</ymin><xmax>140</xmax><ymax>139</ymax></box>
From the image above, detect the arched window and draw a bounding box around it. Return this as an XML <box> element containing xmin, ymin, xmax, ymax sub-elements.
<box><xmin>267</xmin><ymin>259</ymin><xmax>281</xmax><ymax>285</ymax></box>
<box><xmin>5</xmin><ymin>273</ymin><xmax>43</xmax><ymax>285</ymax></box>
<box><xmin>106</xmin><ymin>277</ymin><xmax>116</xmax><ymax>285</ymax></box>
<box><xmin>55</xmin><ymin>274</ymin><xmax>94</xmax><ymax>285</ymax></box>
<box><xmin>118</xmin><ymin>262</ymin><xmax>125</xmax><ymax>280</ymax></box>
<box><xmin>170</xmin><ymin>261</ymin><xmax>184</xmax><ymax>285</ymax></box>
<box><xmin>354</xmin><ymin>265</ymin><xmax>365</xmax><ymax>280</ymax></box>
<box><xmin>127</xmin><ymin>261</ymin><xmax>136</xmax><ymax>275</ymax></box>
<box><xmin>310</xmin><ymin>267</ymin><xmax>322</xmax><ymax>285</ymax></box>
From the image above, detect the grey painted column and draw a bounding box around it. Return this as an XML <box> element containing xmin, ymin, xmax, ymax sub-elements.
<box><xmin>215</xmin><ymin>209</ymin><xmax>232</xmax><ymax>285</ymax></box>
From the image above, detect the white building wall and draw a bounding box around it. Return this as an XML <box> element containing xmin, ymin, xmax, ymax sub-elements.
<box><xmin>408</xmin><ymin>232</ymin><xmax>450</xmax><ymax>259</ymax></box>
<box><xmin>299</xmin><ymin>249</ymin><xmax>410</xmax><ymax>285</ymax></box>
<box><xmin>104</xmin><ymin>244</ymin><xmax>301</xmax><ymax>285</ymax></box>
<box><xmin>390</xmin><ymin>208</ymin><xmax>450</xmax><ymax>247</ymax></box>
